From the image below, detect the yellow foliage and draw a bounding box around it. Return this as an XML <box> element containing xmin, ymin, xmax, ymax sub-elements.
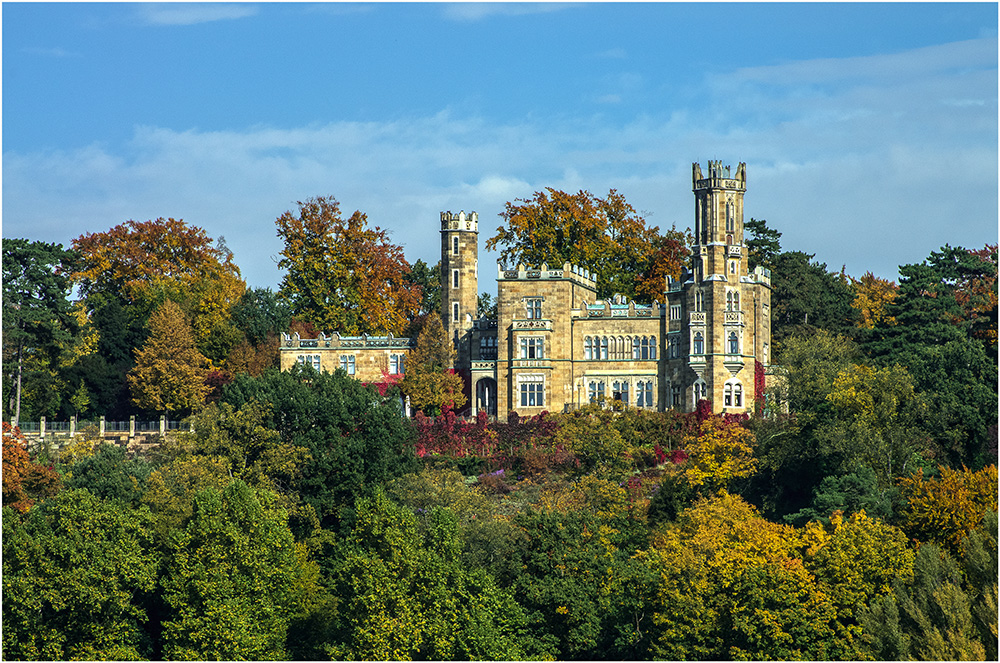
<box><xmin>851</xmin><ymin>271</ymin><xmax>898</xmax><ymax>329</ymax></box>
<box><xmin>897</xmin><ymin>464</ymin><xmax>998</xmax><ymax>555</ymax></box>
<box><xmin>682</xmin><ymin>418</ymin><xmax>757</xmax><ymax>491</ymax></box>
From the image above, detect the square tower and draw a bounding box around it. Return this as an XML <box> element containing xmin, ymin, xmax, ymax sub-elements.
<box><xmin>440</xmin><ymin>210</ymin><xmax>479</xmax><ymax>372</ymax></box>
<box><xmin>664</xmin><ymin>161</ymin><xmax>772</xmax><ymax>413</ymax></box>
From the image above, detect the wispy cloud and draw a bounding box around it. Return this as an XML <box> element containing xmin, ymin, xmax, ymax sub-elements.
<box><xmin>21</xmin><ymin>46</ymin><xmax>80</xmax><ymax>58</ymax></box>
<box><xmin>441</xmin><ymin>3</ymin><xmax>576</xmax><ymax>22</ymax></box>
<box><xmin>4</xmin><ymin>38</ymin><xmax>996</xmax><ymax>288</ymax></box>
<box><xmin>136</xmin><ymin>3</ymin><xmax>258</xmax><ymax>26</ymax></box>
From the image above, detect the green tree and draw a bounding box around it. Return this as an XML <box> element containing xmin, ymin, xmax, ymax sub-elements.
<box><xmin>159</xmin><ymin>481</ymin><xmax>310</xmax><ymax>661</ymax></box>
<box><xmin>400</xmin><ymin>312</ymin><xmax>467</xmax><ymax>416</ymax></box>
<box><xmin>821</xmin><ymin>363</ymin><xmax>929</xmax><ymax>489</ymax></box>
<box><xmin>275</xmin><ymin>196</ymin><xmax>421</xmax><ymax>336</ymax></box>
<box><xmin>65</xmin><ymin>443</ymin><xmax>152</xmax><ymax>506</ymax></box>
<box><xmin>862</xmin><ymin>245</ymin><xmax>998</xmax><ymax>468</ymax></box>
<box><xmin>221</xmin><ymin>365</ymin><xmax>417</xmax><ymax>519</ymax></box>
<box><xmin>230</xmin><ymin>286</ymin><xmax>293</xmax><ymax>346</ymax></box>
<box><xmin>2</xmin><ymin>490</ymin><xmax>159</xmax><ymax>660</ymax></box>
<box><xmin>744</xmin><ymin>217</ymin><xmax>782</xmax><ymax>272</ymax></box>
<box><xmin>770</xmin><ymin>251</ymin><xmax>858</xmax><ymax>352</ymax></box>
<box><xmin>2</xmin><ymin>239</ymin><xmax>79</xmax><ymax>422</ymax></box>
<box><xmin>326</xmin><ymin>490</ymin><xmax>528</xmax><ymax>660</ymax></box>
<box><xmin>127</xmin><ymin>300</ymin><xmax>210</xmax><ymax>416</ymax></box>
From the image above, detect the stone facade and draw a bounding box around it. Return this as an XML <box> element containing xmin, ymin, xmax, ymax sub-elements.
<box><xmin>280</xmin><ymin>160</ymin><xmax>772</xmax><ymax>418</ymax></box>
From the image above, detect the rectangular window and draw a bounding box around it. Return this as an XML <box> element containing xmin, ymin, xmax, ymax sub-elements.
<box><xmin>452</xmin><ymin>236</ymin><xmax>459</xmax><ymax>255</ymax></box>
<box><xmin>526</xmin><ymin>298</ymin><xmax>542</xmax><ymax>319</ymax></box>
<box><xmin>637</xmin><ymin>380</ymin><xmax>654</xmax><ymax>408</ymax></box>
<box><xmin>453</xmin><ymin>302</ymin><xmax>459</xmax><ymax>323</ymax></box>
<box><xmin>452</xmin><ymin>269</ymin><xmax>460</xmax><ymax>288</ymax></box>
<box><xmin>588</xmin><ymin>380</ymin><xmax>605</xmax><ymax>403</ymax></box>
<box><xmin>340</xmin><ymin>355</ymin><xmax>355</xmax><ymax>375</ymax></box>
<box><xmin>520</xmin><ymin>382</ymin><xmax>544</xmax><ymax>407</ymax></box>
<box><xmin>390</xmin><ymin>354</ymin><xmax>405</xmax><ymax>375</ymax></box>
<box><xmin>519</xmin><ymin>337</ymin><xmax>544</xmax><ymax>359</ymax></box>
<box><xmin>671</xmin><ymin>385</ymin><xmax>681</xmax><ymax>408</ymax></box>
<box><xmin>612</xmin><ymin>380</ymin><xmax>629</xmax><ymax>406</ymax></box>
<box><xmin>670</xmin><ymin>304</ymin><xmax>682</xmax><ymax>320</ymax></box>
<box><xmin>298</xmin><ymin>354</ymin><xmax>321</xmax><ymax>371</ymax></box>
<box><xmin>600</xmin><ymin>337</ymin><xmax>608</xmax><ymax>360</ymax></box>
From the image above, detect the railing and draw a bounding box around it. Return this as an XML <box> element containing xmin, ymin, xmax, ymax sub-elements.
<box><xmin>9</xmin><ymin>416</ymin><xmax>192</xmax><ymax>441</ymax></box>
<box><xmin>689</xmin><ymin>311</ymin><xmax>707</xmax><ymax>324</ymax></box>
<box><xmin>727</xmin><ymin>245</ymin><xmax>742</xmax><ymax>258</ymax></box>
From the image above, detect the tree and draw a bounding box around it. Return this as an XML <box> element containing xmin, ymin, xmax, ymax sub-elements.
<box><xmin>822</xmin><ymin>363</ymin><xmax>929</xmax><ymax>489</ymax></box>
<box><xmin>477</xmin><ymin>291</ymin><xmax>498</xmax><ymax>320</ymax></box>
<box><xmin>325</xmin><ymin>491</ymin><xmax>528</xmax><ymax>660</ymax></box>
<box><xmin>275</xmin><ymin>196</ymin><xmax>421</xmax><ymax>336</ymax></box>
<box><xmin>770</xmin><ymin>251</ymin><xmax>858</xmax><ymax>352</ymax></box>
<box><xmin>896</xmin><ymin>464</ymin><xmax>998</xmax><ymax>556</ymax></box>
<box><xmin>127</xmin><ymin>300</ymin><xmax>210</xmax><ymax>415</ymax></box>
<box><xmin>851</xmin><ymin>271</ymin><xmax>898</xmax><ymax>329</ymax></box>
<box><xmin>221</xmin><ymin>365</ymin><xmax>417</xmax><ymax>519</ymax></box>
<box><xmin>2</xmin><ymin>423</ymin><xmax>61</xmax><ymax>512</ymax></box>
<box><xmin>229</xmin><ymin>286</ymin><xmax>293</xmax><ymax>346</ymax></box>
<box><xmin>862</xmin><ymin>245</ymin><xmax>998</xmax><ymax>468</ymax></box>
<box><xmin>486</xmin><ymin>188</ymin><xmax>689</xmax><ymax>302</ymax></box>
<box><xmin>65</xmin><ymin>442</ymin><xmax>152</xmax><ymax>506</ymax></box>
<box><xmin>682</xmin><ymin>416</ymin><xmax>758</xmax><ymax>493</ymax></box>
<box><xmin>403</xmin><ymin>258</ymin><xmax>442</xmax><ymax>336</ymax></box>
<box><xmin>2</xmin><ymin>239</ymin><xmax>78</xmax><ymax>422</ymax></box>
<box><xmin>400</xmin><ymin>312</ymin><xmax>467</xmax><ymax>416</ymax></box>
<box><xmin>159</xmin><ymin>481</ymin><xmax>310</xmax><ymax>661</ymax></box>
<box><xmin>2</xmin><ymin>490</ymin><xmax>159</xmax><ymax>660</ymax></box>
<box><xmin>744</xmin><ymin>217</ymin><xmax>782</xmax><ymax>272</ymax></box>
<box><xmin>72</xmin><ymin>218</ymin><xmax>246</xmax><ymax>362</ymax></box>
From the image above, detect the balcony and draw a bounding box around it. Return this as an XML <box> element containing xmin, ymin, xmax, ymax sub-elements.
<box><xmin>724</xmin><ymin>310</ymin><xmax>744</xmax><ymax>325</ymax></box>
<box><xmin>689</xmin><ymin>311</ymin><xmax>707</xmax><ymax>325</ymax></box>
<box><xmin>727</xmin><ymin>245</ymin><xmax>742</xmax><ymax>258</ymax></box>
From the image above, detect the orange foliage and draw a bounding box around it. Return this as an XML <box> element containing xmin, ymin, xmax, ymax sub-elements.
<box><xmin>2</xmin><ymin>423</ymin><xmax>61</xmax><ymax>512</ymax></box>
<box><xmin>897</xmin><ymin>464</ymin><xmax>998</xmax><ymax>555</ymax></box>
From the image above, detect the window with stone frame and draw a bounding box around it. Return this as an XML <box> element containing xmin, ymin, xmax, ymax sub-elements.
<box><xmin>588</xmin><ymin>380</ymin><xmax>605</xmax><ymax>403</ymax></box>
<box><xmin>390</xmin><ymin>354</ymin><xmax>405</xmax><ymax>375</ymax></box>
<box><xmin>526</xmin><ymin>298</ymin><xmax>542</xmax><ymax>319</ymax></box>
<box><xmin>520</xmin><ymin>381</ymin><xmax>544</xmax><ymax>407</ymax></box>
<box><xmin>519</xmin><ymin>336</ymin><xmax>544</xmax><ymax>359</ymax></box>
<box><xmin>636</xmin><ymin>379</ymin><xmax>654</xmax><ymax>408</ymax></box>
<box><xmin>584</xmin><ymin>336</ymin><xmax>593</xmax><ymax>360</ymax></box>
<box><xmin>728</xmin><ymin>331</ymin><xmax>740</xmax><ymax>355</ymax></box>
<box><xmin>297</xmin><ymin>354</ymin><xmax>321</xmax><ymax>371</ymax></box>
<box><xmin>692</xmin><ymin>332</ymin><xmax>704</xmax><ymax>355</ymax></box>
<box><xmin>452</xmin><ymin>236</ymin><xmax>459</xmax><ymax>255</ymax></box>
<box><xmin>339</xmin><ymin>355</ymin><xmax>355</xmax><ymax>375</ymax></box>
<box><xmin>612</xmin><ymin>380</ymin><xmax>629</xmax><ymax>405</ymax></box>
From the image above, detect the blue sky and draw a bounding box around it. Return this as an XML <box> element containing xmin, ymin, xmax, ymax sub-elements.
<box><xmin>3</xmin><ymin>2</ymin><xmax>997</xmax><ymax>291</ymax></box>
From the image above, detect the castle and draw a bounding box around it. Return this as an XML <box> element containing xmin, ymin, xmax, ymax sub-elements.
<box><xmin>281</xmin><ymin>160</ymin><xmax>772</xmax><ymax>418</ymax></box>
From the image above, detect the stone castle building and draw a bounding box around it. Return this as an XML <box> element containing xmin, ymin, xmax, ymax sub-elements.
<box><xmin>281</xmin><ymin>160</ymin><xmax>772</xmax><ymax>419</ymax></box>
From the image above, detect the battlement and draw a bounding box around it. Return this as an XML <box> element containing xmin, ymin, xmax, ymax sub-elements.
<box><xmin>281</xmin><ymin>331</ymin><xmax>415</xmax><ymax>350</ymax></box>
<box><xmin>693</xmin><ymin>160</ymin><xmax>747</xmax><ymax>190</ymax></box>
<box><xmin>441</xmin><ymin>210</ymin><xmax>478</xmax><ymax>232</ymax></box>
<box><xmin>497</xmin><ymin>261</ymin><xmax>598</xmax><ymax>290</ymax></box>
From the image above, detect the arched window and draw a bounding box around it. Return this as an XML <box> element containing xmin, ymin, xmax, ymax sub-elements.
<box><xmin>734</xmin><ymin>292</ymin><xmax>740</xmax><ymax>309</ymax></box>
<box><xmin>632</xmin><ymin>336</ymin><xmax>641</xmax><ymax>360</ymax></box>
<box><xmin>609</xmin><ymin>336</ymin><xmax>617</xmax><ymax>360</ymax></box>
<box><xmin>726</xmin><ymin>292</ymin><xmax>733</xmax><ymax>311</ymax></box>
<box><xmin>640</xmin><ymin>336</ymin><xmax>649</xmax><ymax>360</ymax></box>
<box><xmin>726</xmin><ymin>201</ymin><xmax>735</xmax><ymax>233</ymax></box>
<box><xmin>728</xmin><ymin>332</ymin><xmax>739</xmax><ymax>355</ymax></box>
<box><xmin>584</xmin><ymin>336</ymin><xmax>593</xmax><ymax>360</ymax></box>
<box><xmin>693</xmin><ymin>332</ymin><xmax>704</xmax><ymax>355</ymax></box>
<box><xmin>649</xmin><ymin>336</ymin><xmax>657</xmax><ymax>360</ymax></box>
<box><xmin>619</xmin><ymin>336</ymin><xmax>626</xmax><ymax>360</ymax></box>
<box><xmin>600</xmin><ymin>337</ymin><xmax>609</xmax><ymax>360</ymax></box>
<box><xmin>724</xmin><ymin>383</ymin><xmax>733</xmax><ymax>407</ymax></box>
<box><xmin>734</xmin><ymin>383</ymin><xmax>743</xmax><ymax>408</ymax></box>
<box><xmin>612</xmin><ymin>380</ymin><xmax>629</xmax><ymax>405</ymax></box>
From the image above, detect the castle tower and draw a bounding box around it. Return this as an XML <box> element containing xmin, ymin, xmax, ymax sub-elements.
<box><xmin>440</xmin><ymin>210</ymin><xmax>479</xmax><ymax>370</ymax></box>
<box><xmin>664</xmin><ymin>161</ymin><xmax>771</xmax><ymax>413</ymax></box>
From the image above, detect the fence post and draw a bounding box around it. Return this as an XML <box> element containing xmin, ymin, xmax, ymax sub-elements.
<box><xmin>70</xmin><ymin>415</ymin><xmax>76</xmax><ymax>438</ymax></box>
<box><xmin>100</xmin><ymin>416</ymin><xmax>106</xmax><ymax>437</ymax></box>
<box><xmin>160</xmin><ymin>415</ymin><xmax>166</xmax><ymax>436</ymax></box>
<box><xmin>40</xmin><ymin>416</ymin><xmax>46</xmax><ymax>440</ymax></box>
<box><xmin>129</xmin><ymin>415</ymin><xmax>135</xmax><ymax>439</ymax></box>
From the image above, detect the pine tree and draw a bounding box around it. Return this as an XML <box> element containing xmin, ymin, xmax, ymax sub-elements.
<box><xmin>401</xmin><ymin>313</ymin><xmax>466</xmax><ymax>416</ymax></box>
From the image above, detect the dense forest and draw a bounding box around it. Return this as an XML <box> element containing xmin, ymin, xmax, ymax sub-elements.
<box><xmin>2</xmin><ymin>193</ymin><xmax>997</xmax><ymax>660</ymax></box>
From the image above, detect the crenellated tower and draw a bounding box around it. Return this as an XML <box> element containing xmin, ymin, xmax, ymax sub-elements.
<box><xmin>663</xmin><ymin>161</ymin><xmax>770</xmax><ymax>414</ymax></box>
<box><xmin>440</xmin><ymin>210</ymin><xmax>479</xmax><ymax>370</ymax></box>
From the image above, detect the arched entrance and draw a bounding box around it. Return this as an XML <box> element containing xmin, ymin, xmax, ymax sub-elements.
<box><xmin>475</xmin><ymin>377</ymin><xmax>497</xmax><ymax>417</ymax></box>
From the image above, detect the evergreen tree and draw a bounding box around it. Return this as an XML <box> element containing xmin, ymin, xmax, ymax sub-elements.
<box><xmin>401</xmin><ymin>312</ymin><xmax>467</xmax><ymax>415</ymax></box>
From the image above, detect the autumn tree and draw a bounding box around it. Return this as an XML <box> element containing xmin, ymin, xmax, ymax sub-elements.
<box><xmin>2</xmin><ymin>239</ymin><xmax>79</xmax><ymax>422</ymax></box>
<box><xmin>2</xmin><ymin>423</ymin><xmax>61</xmax><ymax>512</ymax></box>
<box><xmin>682</xmin><ymin>416</ymin><xmax>758</xmax><ymax>493</ymax></box>
<box><xmin>486</xmin><ymin>188</ymin><xmax>689</xmax><ymax>302</ymax></box>
<box><xmin>276</xmin><ymin>196</ymin><xmax>421</xmax><ymax>336</ymax></box>
<box><xmin>72</xmin><ymin>218</ymin><xmax>246</xmax><ymax>363</ymax></box>
<box><xmin>128</xmin><ymin>300</ymin><xmax>210</xmax><ymax>416</ymax></box>
<box><xmin>851</xmin><ymin>271</ymin><xmax>898</xmax><ymax>329</ymax></box>
<box><xmin>400</xmin><ymin>312</ymin><xmax>467</xmax><ymax>416</ymax></box>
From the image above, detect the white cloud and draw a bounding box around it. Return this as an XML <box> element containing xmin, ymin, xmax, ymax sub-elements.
<box><xmin>3</xmin><ymin>37</ymin><xmax>996</xmax><ymax>289</ymax></box>
<box><xmin>441</xmin><ymin>2</ymin><xmax>577</xmax><ymax>22</ymax></box>
<box><xmin>136</xmin><ymin>3</ymin><xmax>258</xmax><ymax>26</ymax></box>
